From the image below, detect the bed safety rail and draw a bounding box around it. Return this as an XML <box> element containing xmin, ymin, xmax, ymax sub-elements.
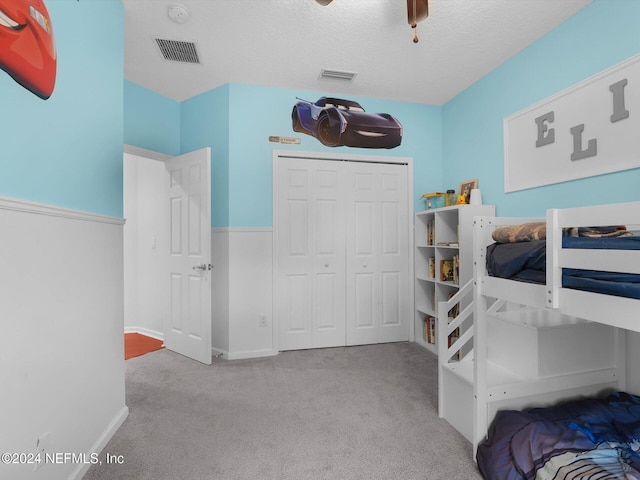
<box><xmin>547</xmin><ymin>201</ymin><xmax>640</xmax><ymax>309</ymax></box>
<box><xmin>473</xmin><ymin>216</ymin><xmax>547</xmax><ymax>308</ymax></box>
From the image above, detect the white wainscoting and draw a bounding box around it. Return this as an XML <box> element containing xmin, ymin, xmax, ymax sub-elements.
<box><xmin>0</xmin><ymin>196</ymin><xmax>127</xmax><ymax>480</ymax></box>
<box><xmin>211</xmin><ymin>228</ymin><xmax>230</xmax><ymax>355</ymax></box>
<box><xmin>212</xmin><ymin>228</ymin><xmax>276</xmax><ymax>360</ymax></box>
<box><xmin>208</xmin><ymin>226</ymin><xmax>640</xmax><ymax>383</ymax></box>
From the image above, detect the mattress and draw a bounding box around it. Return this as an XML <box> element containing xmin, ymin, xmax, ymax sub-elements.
<box><xmin>486</xmin><ymin>236</ymin><xmax>640</xmax><ymax>299</ymax></box>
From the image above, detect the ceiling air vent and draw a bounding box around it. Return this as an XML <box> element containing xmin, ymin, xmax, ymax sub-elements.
<box><xmin>320</xmin><ymin>69</ymin><xmax>357</xmax><ymax>81</ymax></box>
<box><xmin>154</xmin><ymin>38</ymin><xmax>201</xmax><ymax>64</ymax></box>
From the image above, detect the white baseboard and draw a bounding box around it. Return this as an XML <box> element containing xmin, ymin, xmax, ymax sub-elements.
<box><xmin>68</xmin><ymin>405</ymin><xmax>129</xmax><ymax>480</ymax></box>
<box><xmin>124</xmin><ymin>326</ymin><xmax>164</xmax><ymax>342</ymax></box>
<box><xmin>223</xmin><ymin>349</ymin><xmax>278</xmax><ymax>360</ymax></box>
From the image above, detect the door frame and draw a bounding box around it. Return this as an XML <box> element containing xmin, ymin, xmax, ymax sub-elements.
<box><xmin>272</xmin><ymin>150</ymin><xmax>415</xmax><ymax>353</ymax></box>
<box><xmin>123</xmin><ymin>145</ymin><xmax>172</xmax><ymax>340</ymax></box>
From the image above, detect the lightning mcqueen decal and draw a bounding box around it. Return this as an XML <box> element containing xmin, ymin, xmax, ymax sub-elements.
<box><xmin>0</xmin><ymin>0</ymin><xmax>56</xmax><ymax>99</ymax></box>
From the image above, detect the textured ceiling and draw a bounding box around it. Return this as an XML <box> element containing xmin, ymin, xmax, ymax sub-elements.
<box><xmin>123</xmin><ymin>0</ymin><xmax>592</xmax><ymax>105</ymax></box>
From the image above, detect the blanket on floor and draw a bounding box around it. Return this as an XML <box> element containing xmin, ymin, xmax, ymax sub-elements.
<box><xmin>477</xmin><ymin>392</ymin><xmax>640</xmax><ymax>480</ymax></box>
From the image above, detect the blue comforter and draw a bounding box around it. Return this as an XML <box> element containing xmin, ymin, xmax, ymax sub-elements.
<box><xmin>486</xmin><ymin>236</ymin><xmax>640</xmax><ymax>299</ymax></box>
<box><xmin>477</xmin><ymin>392</ymin><xmax>640</xmax><ymax>479</ymax></box>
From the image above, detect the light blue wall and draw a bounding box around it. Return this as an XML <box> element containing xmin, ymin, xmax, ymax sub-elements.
<box><xmin>181</xmin><ymin>85</ymin><xmax>231</xmax><ymax>228</ymax></box>
<box><xmin>124</xmin><ymin>81</ymin><xmax>181</xmax><ymax>156</ymax></box>
<box><xmin>0</xmin><ymin>0</ymin><xmax>124</xmax><ymax>217</ymax></box>
<box><xmin>442</xmin><ymin>0</ymin><xmax>640</xmax><ymax>217</ymax></box>
<box><xmin>226</xmin><ymin>84</ymin><xmax>442</xmax><ymax>227</ymax></box>
<box><xmin>126</xmin><ymin>1</ymin><xmax>640</xmax><ymax>225</ymax></box>
<box><xmin>170</xmin><ymin>83</ymin><xmax>441</xmax><ymax>228</ymax></box>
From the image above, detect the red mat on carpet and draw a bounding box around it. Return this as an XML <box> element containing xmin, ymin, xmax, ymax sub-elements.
<box><xmin>125</xmin><ymin>333</ymin><xmax>164</xmax><ymax>360</ymax></box>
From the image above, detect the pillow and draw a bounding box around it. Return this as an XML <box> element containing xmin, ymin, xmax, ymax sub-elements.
<box><xmin>491</xmin><ymin>222</ymin><xmax>546</xmax><ymax>243</ymax></box>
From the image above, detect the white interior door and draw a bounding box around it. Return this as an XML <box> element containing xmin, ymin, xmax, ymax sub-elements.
<box><xmin>164</xmin><ymin>148</ymin><xmax>212</xmax><ymax>364</ymax></box>
<box><xmin>276</xmin><ymin>157</ymin><xmax>346</xmax><ymax>350</ymax></box>
<box><xmin>345</xmin><ymin>162</ymin><xmax>409</xmax><ymax>345</ymax></box>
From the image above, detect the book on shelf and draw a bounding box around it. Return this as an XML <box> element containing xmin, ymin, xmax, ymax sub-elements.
<box><xmin>452</xmin><ymin>254</ymin><xmax>459</xmax><ymax>285</ymax></box>
<box><xmin>428</xmin><ymin>257</ymin><xmax>435</xmax><ymax>279</ymax></box>
<box><xmin>447</xmin><ymin>291</ymin><xmax>460</xmax><ymax>318</ymax></box>
<box><xmin>448</xmin><ymin>325</ymin><xmax>461</xmax><ymax>360</ymax></box>
<box><xmin>427</xmin><ymin>219</ymin><xmax>435</xmax><ymax>246</ymax></box>
<box><xmin>424</xmin><ymin>315</ymin><xmax>436</xmax><ymax>344</ymax></box>
<box><xmin>440</xmin><ymin>259</ymin><xmax>454</xmax><ymax>282</ymax></box>
<box><xmin>436</xmin><ymin>241</ymin><xmax>459</xmax><ymax>247</ymax></box>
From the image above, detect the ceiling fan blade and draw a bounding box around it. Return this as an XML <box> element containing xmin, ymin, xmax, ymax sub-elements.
<box><xmin>407</xmin><ymin>0</ymin><xmax>429</xmax><ymax>26</ymax></box>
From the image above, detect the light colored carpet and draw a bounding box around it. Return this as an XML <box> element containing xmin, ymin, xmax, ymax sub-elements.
<box><xmin>83</xmin><ymin>342</ymin><xmax>483</xmax><ymax>480</ymax></box>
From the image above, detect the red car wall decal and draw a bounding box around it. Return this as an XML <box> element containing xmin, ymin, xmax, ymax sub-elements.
<box><xmin>0</xmin><ymin>0</ymin><xmax>56</xmax><ymax>99</ymax></box>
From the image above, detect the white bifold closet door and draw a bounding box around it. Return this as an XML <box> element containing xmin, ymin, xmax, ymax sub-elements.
<box><xmin>276</xmin><ymin>155</ymin><xmax>409</xmax><ymax>351</ymax></box>
<box><xmin>345</xmin><ymin>161</ymin><xmax>409</xmax><ymax>346</ymax></box>
<box><xmin>276</xmin><ymin>158</ymin><xmax>347</xmax><ymax>350</ymax></box>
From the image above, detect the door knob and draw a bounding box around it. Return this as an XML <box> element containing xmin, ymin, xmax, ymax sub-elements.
<box><xmin>192</xmin><ymin>264</ymin><xmax>213</xmax><ymax>271</ymax></box>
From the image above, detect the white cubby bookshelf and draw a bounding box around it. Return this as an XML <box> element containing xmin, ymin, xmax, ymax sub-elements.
<box><xmin>414</xmin><ymin>204</ymin><xmax>495</xmax><ymax>355</ymax></box>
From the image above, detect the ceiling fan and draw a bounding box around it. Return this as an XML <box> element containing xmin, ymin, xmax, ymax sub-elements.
<box><xmin>315</xmin><ymin>0</ymin><xmax>429</xmax><ymax>43</ymax></box>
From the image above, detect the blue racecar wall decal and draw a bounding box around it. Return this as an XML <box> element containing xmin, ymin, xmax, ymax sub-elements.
<box><xmin>292</xmin><ymin>96</ymin><xmax>402</xmax><ymax>149</ymax></box>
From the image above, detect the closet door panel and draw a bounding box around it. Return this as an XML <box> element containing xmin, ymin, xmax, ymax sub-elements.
<box><xmin>354</xmin><ymin>201</ymin><xmax>374</xmax><ymax>254</ymax></box>
<box><xmin>276</xmin><ymin>157</ymin><xmax>345</xmax><ymax>350</ymax></box>
<box><xmin>352</xmin><ymin>199</ymin><xmax>376</xmax><ymax>335</ymax></box>
<box><xmin>381</xmin><ymin>272</ymin><xmax>401</xmax><ymax>327</ymax></box>
<box><xmin>315</xmin><ymin>273</ymin><xmax>338</xmax><ymax>329</ymax></box>
<box><xmin>381</xmin><ymin>201</ymin><xmax>400</xmax><ymax>254</ymax></box>
<box><xmin>286</xmin><ymin>274</ymin><xmax>310</xmax><ymax>333</ymax></box>
<box><xmin>346</xmin><ymin>162</ymin><xmax>409</xmax><ymax>345</ymax></box>
<box><xmin>346</xmin><ymin>165</ymin><xmax>380</xmax><ymax>345</ymax></box>
<box><xmin>311</xmin><ymin>165</ymin><xmax>346</xmax><ymax>348</ymax></box>
<box><xmin>277</xmin><ymin>163</ymin><xmax>314</xmax><ymax>351</ymax></box>
<box><xmin>354</xmin><ymin>273</ymin><xmax>375</xmax><ymax>329</ymax></box>
<box><xmin>377</xmin><ymin>166</ymin><xmax>410</xmax><ymax>343</ymax></box>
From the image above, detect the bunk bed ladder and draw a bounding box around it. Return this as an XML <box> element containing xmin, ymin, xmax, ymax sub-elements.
<box><xmin>437</xmin><ymin>278</ymin><xmax>475</xmax><ymax>440</ymax></box>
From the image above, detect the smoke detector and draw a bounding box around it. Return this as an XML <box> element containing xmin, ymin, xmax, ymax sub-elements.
<box><xmin>168</xmin><ymin>4</ymin><xmax>190</xmax><ymax>24</ymax></box>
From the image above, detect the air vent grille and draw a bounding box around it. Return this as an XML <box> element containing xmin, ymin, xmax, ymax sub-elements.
<box><xmin>155</xmin><ymin>38</ymin><xmax>200</xmax><ymax>64</ymax></box>
<box><xmin>320</xmin><ymin>69</ymin><xmax>357</xmax><ymax>81</ymax></box>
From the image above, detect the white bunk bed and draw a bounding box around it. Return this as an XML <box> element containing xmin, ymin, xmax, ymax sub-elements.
<box><xmin>437</xmin><ymin>201</ymin><xmax>640</xmax><ymax>476</ymax></box>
